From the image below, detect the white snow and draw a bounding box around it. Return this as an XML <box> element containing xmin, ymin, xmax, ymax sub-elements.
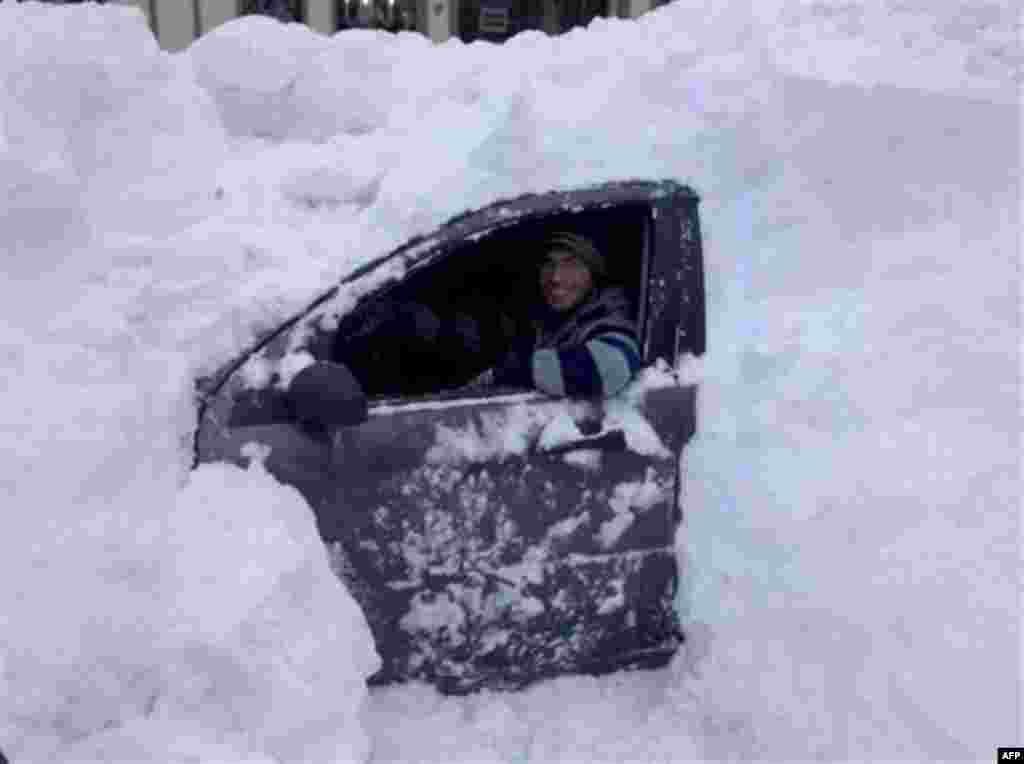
<box><xmin>595</xmin><ymin>578</ymin><xmax>626</xmax><ymax>615</ymax></box>
<box><xmin>427</xmin><ymin>403</ymin><xmax>560</xmax><ymax>464</ymax></box>
<box><xmin>536</xmin><ymin>408</ymin><xmax>583</xmax><ymax>451</ymax></box>
<box><xmin>562</xmin><ymin>448</ymin><xmax>602</xmax><ymax>471</ymax></box>
<box><xmin>0</xmin><ymin>0</ymin><xmax>1018</xmax><ymax>762</ymax></box>
<box><xmin>608</xmin><ymin>467</ymin><xmax>667</xmax><ymax>516</ymax></box>
<box><xmin>426</xmin><ymin>386</ymin><xmax>672</xmax><ymax>466</ymax></box>
<box><xmin>597</xmin><ymin>513</ymin><xmax>635</xmax><ymax>550</ymax></box>
<box><xmin>401</xmin><ymin>591</ymin><xmax>468</xmax><ymax>639</ymax></box>
<box><xmin>599</xmin><ymin>468</ymin><xmax>670</xmax><ymax>548</ymax></box>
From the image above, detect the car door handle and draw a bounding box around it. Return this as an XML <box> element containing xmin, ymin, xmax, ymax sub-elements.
<box><xmin>543</xmin><ymin>429</ymin><xmax>628</xmax><ymax>455</ymax></box>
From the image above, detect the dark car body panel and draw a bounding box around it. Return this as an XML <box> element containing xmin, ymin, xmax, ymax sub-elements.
<box><xmin>194</xmin><ymin>179</ymin><xmax>704</xmax><ymax>693</ymax></box>
<box><xmin>324</xmin><ymin>386</ymin><xmax>694</xmax><ymax>692</ymax></box>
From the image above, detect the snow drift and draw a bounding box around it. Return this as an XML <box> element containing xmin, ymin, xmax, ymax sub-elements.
<box><xmin>0</xmin><ymin>0</ymin><xmax>1018</xmax><ymax>761</ymax></box>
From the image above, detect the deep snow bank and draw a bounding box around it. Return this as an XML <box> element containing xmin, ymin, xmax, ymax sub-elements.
<box><xmin>0</xmin><ymin>0</ymin><xmax>1019</xmax><ymax>761</ymax></box>
<box><xmin>1</xmin><ymin>4</ymin><xmax>377</xmax><ymax>763</ymax></box>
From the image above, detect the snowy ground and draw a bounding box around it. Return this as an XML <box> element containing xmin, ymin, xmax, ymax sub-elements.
<box><xmin>0</xmin><ymin>0</ymin><xmax>1019</xmax><ymax>762</ymax></box>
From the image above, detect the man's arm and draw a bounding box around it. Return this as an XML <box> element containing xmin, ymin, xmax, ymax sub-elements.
<box><xmin>530</xmin><ymin>329</ymin><xmax>642</xmax><ymax>398</ymax></box>
<box><xmin>488</xmin><ymin>326</ymin><xmax>641</xmax><ymax>398</ymax></box>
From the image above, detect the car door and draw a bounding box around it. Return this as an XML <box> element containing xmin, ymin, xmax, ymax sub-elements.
<box><xmin>195</xmin><ymin>181</ymin><xmax>703</xmax><ymax>693</ymax></box>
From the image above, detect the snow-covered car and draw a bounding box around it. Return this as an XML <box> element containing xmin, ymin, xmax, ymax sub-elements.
<box><xmin>194</xmin><ymin>178</ymin><xmax>705</xmax><ymax>693</ymax></box>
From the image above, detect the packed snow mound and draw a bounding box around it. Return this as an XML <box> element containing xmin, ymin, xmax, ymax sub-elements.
<box><xmin>0</xmin><ymin>0</ymin><xmax>226</xmax><ymax>256</ymax></box>
<box><xmin>0</xmin><ymin>344</ymin><xmax>378</xmax><ymax>763</ymax></box>
<box><xmin>0</xmin><ymin>4</ymin><xmax>378</xmax><ymax>763</ymax></box>
<box><xmin>189</xmin><ymin>15</ymin><xmax>333</xmax><ymax>142</ymax></box>
<box><xmin>187</xmin><ymin>0</ymin><xmax>1020</xmax><ymax>149</ymax></box>
<box><xmin>0</xmin><ymin>0</ymin><xmax>1019</xmax><ymax>762</ymax></box>
<box><xmin>763</xmin><ymin>0</ymin><xmax>1021</xmax><ymax>99</ymax></box>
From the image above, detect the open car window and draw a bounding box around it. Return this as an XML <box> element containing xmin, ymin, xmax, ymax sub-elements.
<box><xmin>330</xmin><ymin>203</ymin><xmax>651</xmax><ymax>404</ymax></box>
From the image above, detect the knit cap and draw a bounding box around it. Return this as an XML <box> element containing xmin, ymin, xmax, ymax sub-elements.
<box><xmin>544</xmin><ymin>232</ymin><xmax>606</xmax><ymax>280</ymax></box>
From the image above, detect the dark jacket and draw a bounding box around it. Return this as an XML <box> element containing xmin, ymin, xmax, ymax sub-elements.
<box><xmin>490</xmin><ymin>287</ymin><xmax>642</xmax><ymax>398</ymax></box>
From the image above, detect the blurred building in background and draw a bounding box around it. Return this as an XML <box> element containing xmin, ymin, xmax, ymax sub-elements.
<box><xmin>30</xmin><ymin>0</ymin><xmax>666</xmax><ymax>50</ymax></box>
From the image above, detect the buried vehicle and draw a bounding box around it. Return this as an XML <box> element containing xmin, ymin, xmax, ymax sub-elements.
<box><xmin>194</xmin><ymin>179</ymin><xmax>705</xmax><ymax>693</ymax></box>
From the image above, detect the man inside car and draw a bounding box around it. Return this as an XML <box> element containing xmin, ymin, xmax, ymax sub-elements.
<box><xmin>469</xmin><ymin>231</ymin><xmax>642</xmax><ymax>398</ymax></box>
<box><xmin>336</xmin><ymin>232</ymin><xmax>642</xmax><ymax>400</ymax></box>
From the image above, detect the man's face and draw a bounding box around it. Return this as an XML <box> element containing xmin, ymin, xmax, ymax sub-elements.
<box><xmin>540</xmin><ymin>249</ymin><xmax>594</xmax><ymax>312</ymax></box>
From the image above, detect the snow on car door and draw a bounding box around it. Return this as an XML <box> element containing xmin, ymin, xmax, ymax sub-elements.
<box><xmin>322</xmin><ymin>362</ymin><xmax>689</xmax><ymax>693</ymax></box>
<box><xmin>193</xmin><ymin>180</ymin><xmax>705</xmax><ymax>692</ymax></box>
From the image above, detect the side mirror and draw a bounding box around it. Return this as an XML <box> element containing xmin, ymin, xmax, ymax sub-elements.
<box><xmin>288</xmin><ymin>361</ymin><xmax>368</xmax><ymax>429</ymax></box>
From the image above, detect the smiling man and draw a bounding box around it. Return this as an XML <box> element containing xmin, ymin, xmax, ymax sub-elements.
<box><xmin>480</xmin><ymin>231</ymin><xmax>643</xmax><ymax>398</ymax></box>
<box><xmin>338</xmin><ymin>231</ymin><xmax>644</xmax><ymax>399</ymax></box>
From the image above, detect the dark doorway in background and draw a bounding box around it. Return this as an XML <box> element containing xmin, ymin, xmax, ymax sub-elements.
<box><xmin>336</xmin><ymin>0</ymin><xmax>418</xmax><ymax>31</ymax></box>
<box><xmin>558</xmin><ymin>0</ymin><xmax>606</xmax><ymax>31</ymax></box>
<box><xmin>458</xmin><ymin>0</ymin><xmax>605</xmax><ymax>43</ymax></box>
<box><xmin>241</xmin><ymin>0</ymin><xmax>303</xmax><ymax>23</ymax></box>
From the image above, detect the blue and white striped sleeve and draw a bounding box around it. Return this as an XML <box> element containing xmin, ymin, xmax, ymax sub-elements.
<box><xmin>531</xmin><ymin>330</ymin><xmax>642</xmax><ymax>398</ymax></box>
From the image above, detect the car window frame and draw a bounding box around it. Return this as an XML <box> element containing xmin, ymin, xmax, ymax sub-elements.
<box><xmin>194</xmin><ymin>181</ymin><xmax>699</xmax><ymax>420</ymax></box>
<box><xmin>359</xmin><ymin>210</ymin><xmax>658</xmax><ymax>411</ymax></box>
